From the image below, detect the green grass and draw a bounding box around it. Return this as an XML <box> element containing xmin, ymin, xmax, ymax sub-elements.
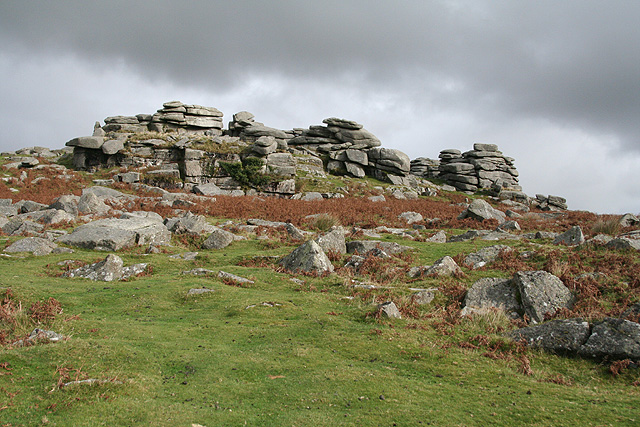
<box><xmin>1</xmin><ymin>235</ymin><xmax>639</xmax><ymax>427</ymax></box>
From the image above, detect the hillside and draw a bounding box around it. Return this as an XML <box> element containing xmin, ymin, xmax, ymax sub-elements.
<box><xmin>0</xmin><ymin>103</ymin><xmax>639</xmax><ymax>426</ymax></box>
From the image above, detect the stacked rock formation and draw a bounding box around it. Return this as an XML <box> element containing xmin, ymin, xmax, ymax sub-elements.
<box><xmin>410</xmin><ymin>157</ymin><xmax>440</xmax><ymax>179</ymax></box>
<box><xmin>149</xmin><ymin>101</ymin><xmax>224</xmax><ymax>135</ymax></box>
<box><xmin>100</xmin><ymin>101</ymin><xmax>224</xmax><ymax>135</ymax></box>
<box><xmin>228</xmin><ymin>111</ymin><xmax>293</xmax><ymax>146</ymax></box>
<box><xmin>437</xmin><ymin>143</ymin><xmax>520</xmax><ymax>192</ymax></box>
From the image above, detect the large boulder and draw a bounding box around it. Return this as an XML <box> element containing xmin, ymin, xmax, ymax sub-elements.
<box><xmin>461</xmin><ymin>278</ymin><xmax>521</xmax><ymax>318</ymax></box>
<box><xmin>314</xmin><ymin>227</ymin><xmax>347</xmax><ymax>255</ymax></box>
<box><xmin>57</xmin><ymin>217</ymin><xmax>170</xmax><ymax>251</ymax></box>
<box><xmin>509</xmin><ymin>318</ymin><xmax>591</xmax><ymax>354</ymax></box>
<box><xmin>279</xmin><ymin>240</ymin><xmax>334</xmax><ymax>275</ymax></box>
<box><xmin>4</xmin><ymin>237</ymin><xmax>58</xmax><ymax>256</ymax></box>
<box><xmin>165</xmin><ymin>212</ymin><xmax>213</xmax><ymax>234</ymax></box>
<box><xmin>367</xmin><ymin>148</ymin><xmax>410</xmax><ymax>174</ymax></box>
<box><xmin>77</xmin><ymin>192</ymin><xmax>111</xmax><ymax>215</ymax></box>
<box><xmin>202</xmin><ymin>229</ymin><xmax>236</xmax><ymax>250</ymax></box>
<box><xmin>513</xmin><ymin>271</ymin><xmax>574</xmax><ymax>323</ymax></box>
<box><xmin>578</xmin><ymin>318</ymin><xmax>640</xmax><ymax>361</ymax></box>
<box><xmin>553</xmin><ymin>226</ymin><xmax>585</xmax><ymax>246</ymax></box>
<box><xmin>458</xmin><ymin>199</ymin><xmax>506</xmax><ymax>222</ymax></box>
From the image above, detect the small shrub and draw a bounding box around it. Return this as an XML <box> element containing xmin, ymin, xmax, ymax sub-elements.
<box><xmin>309</xmin><ymin>214</ymin><xmax>340</xmax><ymax>232</ymax></box>
<box><xmin>591</xmin><ymin>217</ymin><xmax>621</xmax><ymax>236</ymax></box>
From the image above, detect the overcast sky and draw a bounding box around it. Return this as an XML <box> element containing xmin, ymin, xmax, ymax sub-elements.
<box><xmin>1</xmin><ymin>1</ymin><xmax>639</xmax><ymax>214</ymax></box>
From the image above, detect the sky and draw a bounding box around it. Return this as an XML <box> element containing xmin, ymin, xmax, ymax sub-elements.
<box><xmin>1</xmin><ymin>1</ymin><xmax>639</xmax><ymax>214</ymax></box>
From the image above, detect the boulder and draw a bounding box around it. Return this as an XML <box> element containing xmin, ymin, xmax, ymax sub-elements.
<box><xmin>458</xmin><ymin>199</ymin><xmax>506</xmax><ymax>222</ymax></box>
<box><xmin>578</xmin><ymin>318</ymin><xmax>640</xmax><ymax>361</ymax></box>
<box><xmin>66</xmin><ymin>136</ymin><xmax>105</xmax><ymax>149</ymax></box>
<box><xmin>314</xmin><ymin>227</ymin><xmax>347</xmax><ymax>255</ymax></box>
<box><xmin>218</xmin><ymin>271</ymin><xmax>255</xmax><ymax>284</ymax></box>
<box><xmin>4</xmin><ymin>237</ymin><xmax>58</xmax><ymax>256</ymax></box>
<box><xmin>202</xmin><ymin>229</ymin><xmax>236</xmax><ymax>250</ymax></box>
<box><xmin>408</xmin><ymin>256</ymin><xmax>462</xmax><ymax>278</ymax></box>
<box><xmin>49</xmin><ymin>195</ymin><xmax>80</xmax><ymax>216</ymax></box>
<box><xmin>606</xmin><ymin>237</ymin><xmax>640</xmax><ymax>251</ymax></box>
<box><xmin>509</xmin><ymin>318</ymin><xmax>591</xmax><ymax>354</ymax></box>
<box><xmin>412</xmin><ymin>289</ymin><xmax>437</xmax><ymax>305</ymax></box>
<box><xmin>63</xmin><ymin>254</ymin><xmax>147</xmax><ymax>282</ymax></box>
<box><xmin>57</xmin><ymin>217</ymin><xmax>170</xmax><ymax>251</ymax></box>
<box><xmin>513</xmin><ymin>271</ymin><xmax>574</xmax><ymax>323</ymax></box>
<box><xmin>77</xmin><ymin>192</ymin><xmax>110</xmax><ymax>215</ymax></box>
<box><xmin>553</xmin><ymin>226</ymin><xmax>585</xmax><ymax>246</ymax></box>
<box><xmin>461</xmin><ymin>278</ymin><xmax>521</xmax><ymax>318</ymax></box>
<box><xmin>463</xmin><ymin>245</ymin><xmax>513</xmax><ymax>269</ymax></box>
<box><xmin>378</xmin><ymin>301</ymin><xmax>402</xmax><ymax>319</ymax></box>
<box><xmin>398</xmin><ymin>211</ymin><xmax>423</xmax><ymax>225</ymax></box>
<box><xmin>102</xmin><ymin>139</ymin><xmax>124</xmax><ymax>155</ymax></box>
<box><xmin>346</xmin><ymin>240</ymin><xmax>412</xmax><ymax>256</ymax></box>
<box><xmin>165</xmin><ymin>212</ymin><xmax>213</xmax><ymax>234</ymax></box>
<box><xmin>619</xmin><ymin>213</ymin><xmax>639</xmax><ymax>227</ymax></box>
<box><xmin>426</xmin><ymin>230</ymin><xmax>447</xmax><ymax>243</ymax></box>
<box><xmin>193</xmin><ymin>183</ymin><xmax>224</xmax><ymax>196</ymax></box>
<box><xmin>279</xmin><ymin>240</ymin><xmax>334</xmax><ymax>275</ymax></box>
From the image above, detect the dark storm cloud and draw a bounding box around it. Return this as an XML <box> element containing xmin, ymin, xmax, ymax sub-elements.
<box><xmin>2</xmin><ymin>1</ymin><xmax>638</xmax><ymax>149</ymax></box>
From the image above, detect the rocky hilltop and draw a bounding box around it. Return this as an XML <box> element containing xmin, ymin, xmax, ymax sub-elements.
<box><xmin>60</xmin><ymin>100</ymin><xmax>567</xmax><ymax>210</ymax></box>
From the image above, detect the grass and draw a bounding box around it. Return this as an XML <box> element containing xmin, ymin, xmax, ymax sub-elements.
<box><xmin>1</xmin><ymin>155</ymin><xmax>640</xmax><ymax>425</ymax></box>
<box><xmin>1</xmin><ymin>231</ymin><xmax>639</xmax><ymax>426</ymax></box>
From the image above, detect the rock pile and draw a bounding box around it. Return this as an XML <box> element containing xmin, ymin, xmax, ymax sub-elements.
<box><xmin>410</xmin><ymin>157</ymin><xmax>440</xmax><ymax>179</ymax></box>
<box><xmin>437</xmin><ymin>143</ymin><xmax>520</xmax><ymax>193</ymax></box>
<box><xmin>228</xmin><ymin>111</ymin><xmax>293</xmax><ymax>145</ymax></box>
<box><xmin>532</xmin><ymin>194</ymin><xmax>568</xmax><ymax>211</ymax></box>
<box><xmin>149</xmin><ymin>101</ymin><xmax>224</xmax><ymax>135</ymax></box>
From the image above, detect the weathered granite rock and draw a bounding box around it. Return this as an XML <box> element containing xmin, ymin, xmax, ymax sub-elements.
<box><xmin>165</xmin><ymin>212</ymin><xmax>213</xmax><ymax>235</ymax></box>
<box><xmin>463</xmin><ymin>245</ymin><xmax>513</xmax><ymax>269</ymax></box>
<box><xmin>279</xmin><ymin>240</ymin><xmax>334</xmax><ymax>275</ymax></box>
<box><xmin>49</xmin><ymin>195</ymin><xmax>80</xmax><ymax>216</ymax></box>
<box><xmin>77</xmin><ymin>192</ymin><xmax>111</xmax><ymax>215</ymax></box>
<box><xmin>553</xmin><ymin>226</ymin><xmax>585</xmax><ymax>246</ymax></box>
<box><xmin>461</xmin><ymin>278</ymin><xmax>521</xmax><ymax>318</ymax></box>
<box><xmin>578</xmin><ymin>318</ymin><xmax>640</xmax><ymax>361</ymax></box>
<box><xmin>57</xmin><ymin>217</ymin><xmax>170</xmax><ymax>251</ymax></box>
<box><xmin>314</xmin><ymin>227</ymin><xmax>347</xmax><ymax>255</ymax></box>
<box><xmin>509</xmin><ymin>319</ymin><xmax>591</xmax><ymax>354</ymax></box>
<box><xmin>398</xmin><ymin>211</ymin><xmax>423</xmax><ymax>225</ymax></box>
<box><xmin>412</xmin><ymin>289</ymin><xmax>437</xmax><ymax>305</ymax></box>
<box><xmin>620</xmin><ymin>213</ymin><xmax>640</xmax><ymax>227</ymax></box>
<box><xmin>408</xmin><ymin>256</ymin><xmax>462</xmax><ymax>278</ymax></box>
<box><xmin>202</xmin><ymin>229</ymin><xmax>236</xmax><ymax>250</ymax></box>
<box><xmin>513</xmin><ymin>271</ymin><xmax>574</xmax><ymax>323</ymax></box>
<box><xmin>426</xmin><ymin>230</ymin><xmax>447</xmax><ymax>243</ymax></box>
<box><xmin>218</xmin><ymin>270</ymin><xmax>255</xmax><ymax>284</ymax></box>
<box><xmin>606</xmin><ymin>237</ymin><xmax>640</xmax><ymax>251</ymax></box>
<box><xmin>346</xmin><ymin>240</ymin><xmax>412</xmax><ymax>256</ymax></box>
<box><xmin>4</xmin><ymin>237</ymin><xmax>58</xmax><ymax>256</ymax></box>
<box><xmin>378</xmin><ymin>301</ymin><xmax>402</xmax><ymax>319</ymax></box>
<box><xmin>64</xmin><ymin>254</ymin><xmax>147</xmax><ymax>281</ymax></box>
<box><xmin>458</xmin><ymin>199</ymin><xmax>506</xmax><ymax>222</ymax></box>
<box><xmin>66</xmin><ymin>136</ymin><xmax>105</xmax><ymax>149</ymax></box>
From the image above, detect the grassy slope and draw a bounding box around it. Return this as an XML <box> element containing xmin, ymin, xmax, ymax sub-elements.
<box><xmin>2</xmin><ymin>235</ymin><xmax>639</xmax><ymax>427</ymax></box>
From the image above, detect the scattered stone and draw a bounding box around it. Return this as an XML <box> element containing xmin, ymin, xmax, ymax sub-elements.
<box><xmin>461</xmin><ymin>278</ymin><xmax>521</xmax><ymax>318</ymax></box>
<box><xmin>171</xmin><ymin>252</ymin><xmax>199</xmax><ymax>261</ymax></box>
<box><xmin>202</xmin><ymin>229</ymin><xmax>236</xmax><ymax>250</ymax></box>
<box><xmin>463</xmin><ymin>245</ymin><xmax>513</xmax><ymax>269</ymax></box>
<box><xmin>182</xmin><ymin>268</ymin><xmax>214</xmax><ymax>276</ymax></box>
<box><xmin>513</xmin><ymin>271</ymin><xmax>574</xmax><ymax>323</ymax></box>
<box><xmin>398</xmin><ymin>211</ymin><xmax>423</xmax><ymax>224</ymax></box>
<box><xmin>426</xmin><ymin>230</ymin><xmax>447</xmax><ymax>243</ymax></box>
<box><xmin>378</xmin><ymin>301</ymin><xmax>402</xmax><ymax>319</ymax></box>
<box><xmin>63</xmin><ymin>254</ymin><xmax>147</xmax><ymax>282</ymax></box>
<box><xmin>165</xmin><ymin>212</ymin><xmax>213</xmax><ymax>234</ymax></box>
<box><xmin>218</xmin><ymin>271</ymin><xmax>254</xmax><ymax>284</ymax></box>
<box><xmin>458</xmin><ymin>199</ymin><xmax>506</xmax><ymax>222</ymax></box>
<box><xmin>57</xmin><ymin>217</ymin><xmax>170</xmax><ymax>251</ymax></box>
<box><xmin>279</xmin><ymin>240</ymin><xmax>334</xmax><ymax>275</ymax></box>
<box><xmin>346</xmin><ymin>240</ymin><xmax>412</xmax><ymax>256</ymax></box>
<box><xmin>578</xmin><ymin>318</ymin><xmax>640</xmax><ymax>361</ymax></box>
<box><xmin>411</xmin><ymin>289</ymin><xmax>437</xmax><ymax>305</ymax></box>
<box><xmin>408</xmin><ymin>256</ymin><xmax>462</xmax><ymax>278</ymax></box>
<box><xmin>314</xmin><ymin>227</ymin><xmax>347</xmax><ymax>255</ymax></box>
<box><xmin>509</xmin><ymin>319</ymin><xmax>591</xmax><ymax>354</ymax></box>
<box><xmin>553</xmin><ymin>226</ymin><xmax>585</xmax><ymax>246</ymax></box>
<box><xmin>4</xmin><ymin>237</ymin><xmax>58</xmax><ymax>256</ymax></box>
